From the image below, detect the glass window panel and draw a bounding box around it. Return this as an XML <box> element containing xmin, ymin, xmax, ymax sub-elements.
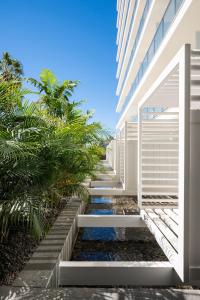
<box><xmin>121</xmin><ymin>0</ymin><xmax>185</xmax><ymax>113</ymax></box>
<box><xmin>163</xmin><ymin>0</ymin><xmax>176</xmax><ymax>35</ymax></box>
<box><xmin>175</xmin><ymin>0</ymin><xmax>183</xmax><ymax>11</ymax></box>
<box><xmin>154</xmin><ymin>22</ymin><xmax>163</xmax><ymax>51</ymax></box>
<box><xmin>148</xmin><ymin>42</ymin><xmax>155</xmax><ymax>63</ymax></box>
<box><xmin>142</xmin><ymin>55</ymin><xmax>148</xmax><ymax>73</ymax></box>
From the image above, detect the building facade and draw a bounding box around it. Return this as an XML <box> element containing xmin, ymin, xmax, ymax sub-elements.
<box><xmin>116</xmin><ymin>0</ymin><xmax>200</xmax><ymax>125</ymax></box>
<box><xmin>107</xmin><ymin>0</ymin><xmax>200</xmax><ymax>283</ymax></box>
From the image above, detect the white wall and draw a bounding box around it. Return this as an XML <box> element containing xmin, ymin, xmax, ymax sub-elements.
<box><xmin>125</xmin><ymin>139</ymin><xmax>137</xmax><ymax>194</ymax></box>
<box><xmin>189</xmin><ymin>110</ymin><xmax>200</xmax><ymax>281</ymax></box>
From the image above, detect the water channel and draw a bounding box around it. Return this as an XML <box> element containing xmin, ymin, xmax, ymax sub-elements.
<box><xmin>71</xmin><ymin>196</ymin><xmax>167</xmax><ymax>262</ymax></box>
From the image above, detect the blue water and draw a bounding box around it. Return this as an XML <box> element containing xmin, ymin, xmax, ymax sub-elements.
<box><xmin>89</xmin><ymin>209</ymin><xmax>113</xmax><ymax>215</ymax></box>
<box><xmin>73</xmin><ymin>251</ymin><xmax>118</xmax><ymax>261</ymax></box>
<box><xmin>82</xmin><ymin>197</ymin><xmax>117</xmax><ymax>241</ymax></box>
<box><xmin>91</xmin><ymin>197</ymin><xmax>113</xmax><ymax>204</ymax></box>
<box><xmin>72</xmin><ymin>196</ymin><xmax>168</xmax><ymax>261</ymax></box>
<box><xmin>82</xmin><ymin>227</ymin><xmax>117</xmax><ymax>241</ymax></box>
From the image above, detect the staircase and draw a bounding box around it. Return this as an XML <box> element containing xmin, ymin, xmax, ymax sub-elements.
<box><xmin>88</xmin><ymin>160</ymin><xmax>129</xmax><ymax>196</ymax></box>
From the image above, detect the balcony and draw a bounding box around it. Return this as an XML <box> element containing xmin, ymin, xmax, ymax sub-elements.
<box><xmin>117</xmin><ymin>0</ymin><xmax>139</xmax><ymax>77</ymax></box>
<box><xmin>117</xmin><ymin>0</ymin><xmax>152</xmax><ymax>93</ymax></box>
<box><xmin>119</xmin><ymin>0</ymin><xmax>185</xmax><ymax>113</ymax></box>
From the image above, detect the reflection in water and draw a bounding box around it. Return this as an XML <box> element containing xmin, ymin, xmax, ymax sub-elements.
<box><xmin>71</xmin><ymin>196</ymin><xmax>168</xmax><ymax>261</ymax></box>
<box><xmin>91</xmin><ymin>197</ymin><xmax>113</xmax><ymax>204</ymax></box>
<box><xmin>72</xmin><ymin>251</ymin><xmax>117</xmax><ymax>261</ymax></box>
<box><xmin>89</xmin><ymin>209</ymin><xmax>113</xmax><ymax>215</ymax></box>
<box><xmin>83</xmin><ymin>198</ymin><xmax>117</xmax><ymax>241</ymax></box>
<box><xmin>84</xmin><ymin>197</ymin><xmax>117</xmax><ymax>247</ymax></box>
<box><xmin>82</xmin><ymin>227</ymin><xmax>117</xmax><ymax>241</ymax></box>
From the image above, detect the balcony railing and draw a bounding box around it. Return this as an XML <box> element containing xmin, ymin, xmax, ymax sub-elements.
<box><xmin>118</xmin><ymin>0</ymin><xmax>152</xmax><ymax>94</ymax></box>
<box><xmin>121</xmin><ymin>0</ymin><xmax>185</xmax><ymax>112</ymax></box>
<box><xmin>117</xmin><ymin>0</ymin><xmax>126</xmax><ymax>44</ymax></box>
<box><xmin>117</xmin><ymin>0</ymin><xmax>131</xmax><ymax>61</ymax></box>
<box><xmin>117</xmin><ymin>0</ymin><xmax>138</xmax><ymax>77</ymax></box>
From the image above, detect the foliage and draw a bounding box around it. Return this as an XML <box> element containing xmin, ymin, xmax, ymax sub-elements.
<box><xmin>0</xmin><ymin>56</ymin><xmax>106</xmax><ymax>241</ymax></box>
<box><xmin>0</xmin><ymin>52</ymin><xmax>23</xmax><ymax>81</ymax></box>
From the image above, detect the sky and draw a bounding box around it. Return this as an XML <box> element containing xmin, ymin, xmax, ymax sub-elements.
<box><xmin>0</xmin><ymin>0</ymin><xmax>118</xmax><ymax>132</ymax></box>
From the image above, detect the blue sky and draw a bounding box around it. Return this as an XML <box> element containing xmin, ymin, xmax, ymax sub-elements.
<box><xmin>0</xmin><ymin>0</ymin><xmax>118</xmax><ymax>131</ymax></box>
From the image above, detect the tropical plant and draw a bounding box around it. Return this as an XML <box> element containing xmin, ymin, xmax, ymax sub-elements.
<box><xmin>0</xmin><ymin>52</ymin><xmax>23</xmax><ymax>81</ymax></box>
<box><xmin>0</xmin><ymin>67</ymin><xmax>106</xmax><ymax>241</ymax></box>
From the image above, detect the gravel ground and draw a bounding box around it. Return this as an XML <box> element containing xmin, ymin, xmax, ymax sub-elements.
<box><xmin>0</xmin><ymin>202</ymin><xmax>66</xmax><ymax>286</ymax></box>
<box><xmin>0</xmin><ymin>230</ymin><xmax>38</xmax><ymax>285</ymax></box>
<box><xmin>72</xmin><ymin>196</ymin><xmax>168</xmax><ymax>262</ymax></box>
<box><xmin>86</xmin><ymin>195</ymin><xmax>139</xmax><ymax>215</ymax></box>
<box><xmin>71</xmin><ymin>228</ymin><xmax>168</xmax><ymax>261</ymax></box>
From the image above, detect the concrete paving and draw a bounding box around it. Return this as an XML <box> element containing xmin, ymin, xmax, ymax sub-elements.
<box><xmin>0</xmin><ymin>286</ymin><xmax>200</xmax><ymax>300</ymax></box>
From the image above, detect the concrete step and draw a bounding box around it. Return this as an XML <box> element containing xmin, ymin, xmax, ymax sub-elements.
<box><xmin>59</xmin><ymin>261</ymin><xmax>179</xmax><ymax>286</ymax></box>
<box><xmin>90</xmin><ymin>180</ymin><xmax>121</xmax><ymax>188</ymax></box>
<box><xmin>94</xmin><ymin>173</ymin><xmax>119</xmax><ymax>180</ymax></box>
<box><xmin>88</xmin><ymin>187</ymin><xmax>135</xmax><ymax>196</ymax></box>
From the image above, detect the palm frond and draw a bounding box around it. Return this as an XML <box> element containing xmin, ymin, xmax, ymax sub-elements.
<box><xmin>0</xmin><ymin>65</ymin><xmax>105</xmax><ymax>241</ymax></box>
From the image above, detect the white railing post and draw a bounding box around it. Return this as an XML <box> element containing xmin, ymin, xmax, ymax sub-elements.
<box><xmin>138</xmin><ymin>106</ymin><xmax>142</xmax><ymax>209</ymax></box>
<box><xmin>120</xmin><ymin>128</ymin><xmax>124</xmax><ymax>185</ymax></box>
<box><xmin>116</xmin><ymin>132</ymin><xmax>121</xmax><ymax>178</ymax></box>
<box><xmin>111</xmin><ymin>140</ymin><xmax>113</xmax><ymax>168</ymax></box>
<box><xmin>124</xmin><ymin>121</ymin><xmax>128</xmax><ymax>190</ymax></box>
<box><xmin>119</xmin><ymin>132</ymin><xmax>121</xmax><ymax>177</ymax></box>
<box><xmin>113</xmin><ymin>139</ymin><xmax>116</xmax><ymax>170</ymax></box>
<box><xmin>177</xmin><ymin>44</ymin><xmax>191</xmax><ymax>282</ymax></box>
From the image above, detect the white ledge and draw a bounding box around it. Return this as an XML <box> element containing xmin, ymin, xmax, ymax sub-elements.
<box><xmin>77</xmin><ymin>215</ymin><xmax>146</xmax><ymax>227</ymax></box>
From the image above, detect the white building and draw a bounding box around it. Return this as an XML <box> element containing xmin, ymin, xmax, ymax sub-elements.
<box><xmin>107</xmin><ymin>0</ymin><xmax>200</xmax><ymax>284</ymax></box>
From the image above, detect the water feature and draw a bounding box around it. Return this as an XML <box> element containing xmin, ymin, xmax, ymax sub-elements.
<box><xmin>82</xmin><ymin>197</ymin><xmax>119</xmax><ymax>242</ymax></box>
<box><xmin>71</xmin><ymin>196</ymin><xmax>168</xmax><ymax>261</ymax></box>
<box><xmin>91</xmin><ymin>197</ymin><xmax>113</xmax><ymax>204</ymax></box>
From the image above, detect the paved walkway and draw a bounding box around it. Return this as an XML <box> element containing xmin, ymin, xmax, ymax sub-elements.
<box><xmin>0</xmin><ymin>286</ymin><xmax>200</xmax><ymax>299</ymax></box>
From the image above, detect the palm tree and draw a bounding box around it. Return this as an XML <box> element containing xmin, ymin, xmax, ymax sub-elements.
<box><xmin>29</xmin><ymin>69</ymin><xmax>79</xmax><ymax>120</ymax></box>
<box><xmin>0</xmin><ymin>69</ymin><xmax>106</xmax><ymax>240</ymax></box>
<box><xmin>0</xmin><ymin>52</ymin><xmax>23</xmax><ymax>81</ymax></box>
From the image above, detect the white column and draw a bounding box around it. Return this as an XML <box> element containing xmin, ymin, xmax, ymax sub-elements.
<box><xmin>138</xmin><ymin>106</ymin><xmax>142</xmax><ymax>208</ymax></box>
<box><xmin>176</xmin><ymin>44</ymin><xmax>191</xmax><ymax>282</ymax></box>
<box><xmin>116</xmin><ymin>133</ymin><xmax>120</xmax><ymax>177</ymax></box>
<box><xmin>124</xmin><ymin>121</ymin><xmax>128</xmax><ymax>190</ymax></box>
<box><xmin>189</xmin><ymin>110</ymin><xmax>200</xmax><ymax>281</ymax></box>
